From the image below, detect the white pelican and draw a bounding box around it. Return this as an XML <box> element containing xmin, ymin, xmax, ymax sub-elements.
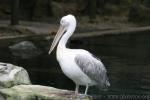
<box><xmin>49</xmin><ymin>14</ymin><xmax>110</xmax><ymax>95</ymax></box>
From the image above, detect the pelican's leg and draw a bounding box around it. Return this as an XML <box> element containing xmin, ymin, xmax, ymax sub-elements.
<box><xmin>84</xmin><ymin>85</ymin><xmax>89</xmax><ymax>95</ymax></box>
<box><xmin>75</xmin><ymin>84</ymin><xmax>79</xmax><ymax>95</ymax></box>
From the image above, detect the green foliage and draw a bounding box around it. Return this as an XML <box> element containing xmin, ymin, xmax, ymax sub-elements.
<box><xmin>104</xmin><ymin>4</ymin><xmax>129</xmax><ymax>16</ymax></box>
<box><xmin>128</xmin><ymin>4</ymin><xmax>150</xmax><ymax>24</ymax></box>
<box><xmin>119</xmin><ymin>0</ymin><xmax>133</xmax><ymax>6</ymax></box>
<box><xmin>0</xmin><ymin>0</ymin><xmax>150</xmax><ymax>24</ymax></box>
<box><xmin>143</xmin><ymin>0</ymin><xmax>150</xmax><ymax>7</ymax></box>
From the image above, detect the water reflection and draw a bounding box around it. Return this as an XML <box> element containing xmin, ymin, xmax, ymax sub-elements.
<box><xmin>0</xmin><ymin>32</ymin><xmax>150</xmax><ymax>99</ymax></box>
<box><xmin>80</xmin><ymin>32</ymin><xmax>150</xmax><ymax>95</ymax></box>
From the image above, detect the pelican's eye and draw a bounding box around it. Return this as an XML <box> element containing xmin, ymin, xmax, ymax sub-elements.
<box><xmin>60</xmin><ymin>20</ymin><xmax>64</xmax><ymax>25</ymax></box>
<box><xmin>61</xmin><ymin>19</ymin><xmax>69</xmax><ymax>27</ymax></box>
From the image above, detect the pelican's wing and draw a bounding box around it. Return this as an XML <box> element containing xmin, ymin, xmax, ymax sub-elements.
<box><xmin>75</xmin><ymin>54</ymin><xmax>110</xmax><ymax>89</ymax></box>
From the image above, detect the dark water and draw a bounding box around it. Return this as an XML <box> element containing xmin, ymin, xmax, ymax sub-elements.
<box><xmin>0</xmin><ymin>32</ymin><xmax>150</xmax><ymax>99</ymax></box>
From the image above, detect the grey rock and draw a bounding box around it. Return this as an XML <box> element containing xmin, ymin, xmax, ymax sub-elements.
<box><xmin>9</xmin><ymin>41</ymin><xmax>42</xmax><ymax>59</ymax></box>
<box><xmin>0</xmin><ymin>62</ymin><xmax>31</xmax><ymax>88</ymax></box>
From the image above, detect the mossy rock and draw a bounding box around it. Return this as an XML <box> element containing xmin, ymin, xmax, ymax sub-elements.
<box><xmin>0</xmin><ymin>85</ymin><xmax>91</xmax><ymax>100</ymax></box>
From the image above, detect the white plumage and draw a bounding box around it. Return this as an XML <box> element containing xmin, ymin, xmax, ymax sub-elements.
<box><xmin>49</xmin><ymin>14</ymin><xmax>110</xmax><ymax>95</ymax></box>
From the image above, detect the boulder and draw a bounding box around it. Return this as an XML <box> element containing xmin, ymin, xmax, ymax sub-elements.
<box><xmin>0</xmin><ymin>85</ymin><xmax>90</xmax><ymax>100</ymax></box>
<box><xmin>9</xmin><ymin>41</ymin><xmax>42</xmax><ymax>59</ymax></box>
<box><xmin>0</xmin><ymin>62</ymin><xmax>31</xmax><ymax>88</ymax></box>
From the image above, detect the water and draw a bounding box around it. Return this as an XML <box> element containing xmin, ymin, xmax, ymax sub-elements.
<box><xmin>0</xmin><ymin>32</ymin><xmax>150</xmax><ymax>99</ymax></box>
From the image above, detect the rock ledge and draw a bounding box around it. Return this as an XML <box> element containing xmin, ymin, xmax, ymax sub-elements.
<box><xmin>0</xmin><ymin>85</ymin><xmax>90</xmax><ymax>100</ymax></box>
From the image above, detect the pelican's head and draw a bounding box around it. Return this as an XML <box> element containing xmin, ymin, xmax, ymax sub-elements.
<box><xmin>49</xmin><ymin>14</ymin><xmax>76</xmax><ymax>54</ymax></box>
<box><xmin>60</xmin><ymin>14</ymin><xmax>76</xmax><ymax>29</ymax></box>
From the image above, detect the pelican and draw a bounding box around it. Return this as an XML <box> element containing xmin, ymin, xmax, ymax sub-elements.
<box><xmin>49</xmin><ymin>14</ymin><xmax>110</xmax><ymax>95</ymax></box>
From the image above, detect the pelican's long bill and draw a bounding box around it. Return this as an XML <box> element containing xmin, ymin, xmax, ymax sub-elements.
<box><xmin>49</xmin><ymin>25</ymin><xmax>66</xmax><ymax>54</ymax></box>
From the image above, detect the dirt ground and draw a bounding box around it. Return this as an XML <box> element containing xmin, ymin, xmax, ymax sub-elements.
<box><xmin>2</xmin><ymin>14</ymin><xmax>150</xmax><ymax>39</ymax></box>
<box><xmin>0</xmin><ymin>16</ymin><xmax>139</xmax><ymax>38</ymax></box>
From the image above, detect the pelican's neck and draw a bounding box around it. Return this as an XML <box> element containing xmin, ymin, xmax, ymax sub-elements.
<box><xmin>57</xmin><ymin>26</ymin><xmax>75</xmax><ymax>49</ymax></box>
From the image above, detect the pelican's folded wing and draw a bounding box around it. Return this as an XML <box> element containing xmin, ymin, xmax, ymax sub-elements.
<box><xmin>75</xmin><ymin>54</ymin><xmax>110</xmax><ymax>89</ymax></box>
